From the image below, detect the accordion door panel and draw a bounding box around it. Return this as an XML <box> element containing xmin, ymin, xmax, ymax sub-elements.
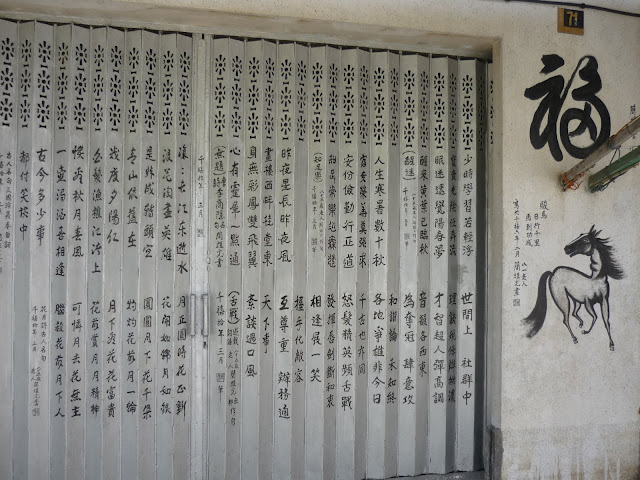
<box><xmin>0</xmin><ymin>20</ymin><xmax>487</xmax><ymax>480</ymax></box>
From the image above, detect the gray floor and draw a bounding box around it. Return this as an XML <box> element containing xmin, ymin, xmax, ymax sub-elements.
<box><xmin>409</xmin><ymin>472</ymin><xmax>485</xmax><ymax>480</ymax></box>
<box><xmin>367</xmin><ymin>471</ymin><xmax>485</xmax><ymax>480</ymax></box>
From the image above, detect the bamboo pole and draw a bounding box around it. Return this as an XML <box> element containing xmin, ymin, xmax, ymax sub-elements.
<box><xmin>588</xmin><ymin>145</ymin><xmax>640</xmax><ymax>192</ymax></box>
<box><xmin>561</xmin><ymin>115</ymin><xmax>640</xmax><ymax>190</ymax></box>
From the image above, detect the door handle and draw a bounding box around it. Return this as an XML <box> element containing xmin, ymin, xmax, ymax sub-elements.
<box><xmin>189</xmin><ymin>294</ymin><xmax>197</xmax><ymax>337</ymax></box>
<box><xmin>202</xmin><ymin>294</ymin><xmax>209</xmax><ymax>337</ymax></box>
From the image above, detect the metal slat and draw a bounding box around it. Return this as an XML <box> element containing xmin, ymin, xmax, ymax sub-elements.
<box><xmin>475</xmin><ymin>62</ymin><xmax>487</xmax><ymax>473</ymax></box>
<box><xmin>445</xmin><ymin>57</ymin><xmax>458</xmax><ymax>471</ymax></box>
<box><xmin>104</xmin><ymin>28</ymin><xmax>126</xmax><ymax>480</ymax></box>
<box><xmin>156</xmin><ymin>32</ymin><xmax>177</xmax><ymax>480</ymax></box>
<box><xmin>28</xmin><ymin>21</ymin><xmax>54</xmax><ymax>480</ymax></box>
<box><xmin>322</xmin><ymin>45</ymin><xmax>339</xmax><ymax>480</ymax></box>
<box><xmin>241</xmin><ymin>38</ymin><xmax>262</xmax><ymax>480</ymax></box>
<box><xmin>354</xmin><ymin>47</ymin><xmax>370</xmax><ymax>480</ymax></box>
<box><xmin>14</xmin><ymin>21</ymin><xmax>34</xmax><ymax>480</ymax></box>
<box><xmin>415</xmin><ymin>53</ymin><xmax>430</xmax><ymax>475</ymax></box>
<box><xmin>258</xmin><ymin>38</ymin><xmax>277</xmax><ymax>480</ymax></box>
<box><xmin>397</xmin><ymin>53</ymin><xmax>419</xmax><ymax>476</ymax></box>
<box><xmin>427</xmin><ymin>56</ymin><xmax>450</xmax><ymax>474</ymax></box>
<box><xmin>225</xmin><ymin>36</ymin><xmax>243</xmax><ymax>480</ymax></box>
<box><xmin>366</xmin><ymin>50</ymin><xmax>389</xmax><ymax>479</ymax></box>
<box><xmin>138</xmin><ymin>29</ymin><xmax>159</xmax><ymax>480</ymax></box>
<box><xmin>191</xmin><ymin>33</ymin><xmax>209</xmax><ymax>480</ymax></box>
<box><xmin>456</xmin><ymin>59</ymin><xmax>479</xmax><ymax>471</ymax></box>
<box><xmin>473</xmin><ymin>61</ymin><xmax>493</xmax><ymax>470</ymax></box>
<box><xmin>121</xmin><ymin>28</ymin><xmax>142</xmax><ymax>480</ymax></box>
<box><xmin>304</xmin><ymin>44</ymin><xmax>326</xmax><ymax>480</ymax></box>
<box><xmin>291</xmin><ymin>42</ymin><xmax>308</xmax><ymax>480</ymax></box>
<box><xmin>336</xmin><ymin>46</ymin><xmax>357</xmax><ymax>479</ymax></box>
<box><xmin>209</xmin><ymin>34</ymin><xmax>229</xmax><ymax>480</ymax></box>
<box><xmin>190</xmin><ymin>33</ymin><xmax>207</xmax><ymax>478</ymax></box>
<box><xmin>0</xmin><ymin>21</ymin><xmax>17</xmax><ymax>478</ymax></box>
<box><xmin>173</xmin><ymin>31</ymin><xmax>193</xmax><ymax>480</ymax></box>
<box><xmin>385</xmin><ymin>51</ymin><xmax>400</xmax><ymax>479</ymax></box>
<box><xmin>66</xmin><ymin>24</ymin><xmax>90</xmax><ymax>480</ymax></box>
<box><xmin>50</xmin><ymin>22</ymin><xmax>70</xmax><ymax>480</ymax></box>
<box><xmin>273</xmin><ymin>41</ymin><xmax>295</xmax><ymax>480</ymax></box>
<box><xmin>87</xmin><ymin>25</ymin><xmax>106</xmax><ymax>480</ymax></box>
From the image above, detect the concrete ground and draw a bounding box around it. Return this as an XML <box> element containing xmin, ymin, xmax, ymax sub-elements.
<box><xmin>367</xmin><ymin>471</ymin><xmax>485</xmax><ymax>480</ymax></box>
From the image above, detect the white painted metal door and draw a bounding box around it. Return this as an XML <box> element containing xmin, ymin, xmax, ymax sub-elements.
<box><xmin>198</xmin><ymin>37</ymin><xmax>488</xmax><ymax>480</ymax></box>
<box><xmin>0</xmin><ymin>20</ymin><xmax>488</xmax><ymax>480</ymax></box>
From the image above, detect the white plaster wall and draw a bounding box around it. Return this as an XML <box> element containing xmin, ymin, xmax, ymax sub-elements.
<box><xmin>1</xmin><ymin>0</ymin><xmax>639</xmax><ymax>477</ymax></box>
<box><xmin>495</xmin><ymin>8</ymin><xmax>640</xmax><ymax>479</ymax></box>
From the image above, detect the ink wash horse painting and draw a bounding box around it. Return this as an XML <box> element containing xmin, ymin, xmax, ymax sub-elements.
<box><xmin>523</xmin><ymin>226</ymin><xmax>624</xmax><ymax>351</ymax></box>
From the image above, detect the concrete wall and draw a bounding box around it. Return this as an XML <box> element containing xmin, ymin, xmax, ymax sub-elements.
<box><xmin>1</xmin><ymin>0</ymin><xmax>639</xmax><ymax>477</ymax></box>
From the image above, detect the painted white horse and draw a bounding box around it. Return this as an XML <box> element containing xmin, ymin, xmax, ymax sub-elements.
<box><xmin>523</xmin><ymin>226</ymin><xmax>624</xmax><ymax>351</ymax></box>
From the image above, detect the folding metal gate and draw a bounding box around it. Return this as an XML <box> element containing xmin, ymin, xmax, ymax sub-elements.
<box><xmin>0</xmin><ymin>20</ymin><xmax>489</xmax><ymax>480</ymax></box>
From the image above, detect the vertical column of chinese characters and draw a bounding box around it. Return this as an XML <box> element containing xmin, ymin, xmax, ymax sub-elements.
<box><xmin>428</xmin><ymin>56</ymin><xmax>450</xmax><ymax>474</ymax></box>
<box><xmin>121</xmin><ymin>30</ymin><xmax>142</xmax><ymax>479</ymax></box>
<box><xmin>225</xmin><ymin>37</ymin><xmax>244</xmax><ymax>480</ymax></box>
<box><xmin>0</xmin><ymin>21</ymin><xmax>17</xmax><ymax>478</ymax></box>
<box><xmin>14</xmin><ymin>23</ymin><xmax>34</xmax><ymax>480</ymax></box>
<box><xmin>445</xmin><ymin>59</ymin><xmax>458</xmax><ymax>461</ymax></box>
<box><xmin>209</xmin><ymin>36</ymin><xmax>229</xmax><ymax>480</ymax></box>
<box><xmin>415</xmin><ymin>53</ymin><xmax>430</xmax><ymax>474</ymax></box>
<box><xmin>50</xmin><ymin>23</ymin><xmax>69</xmax><ymax>480</ymax></box>
<box><xmin>50</xmin><ymin>25</ymin><xmax>72</xmax><ymax>477</ymax></box>
<box><xmin>138</xmin><ymin>31</ymin><xmax>159</xmax><ymax>479</ymax></box>
<box><xmin>336</xmin><ymin>47</ymin><xmax>357</xmax><ymax>478</ymax></box>
<box><xmin>354</xmin><ymin>47</ymin><xmax>369</xmax><ymax>480</ymax></box>
<box><xmin>305</xmin><ymin>44</ymin><xmax>326</xmax><ymax>480</ymax></box>
<box><xmin>86</xmin><ymin>26</ymin><xmax>106</xmax><ymax>480</ymax></box>
<box><xmin>104</xmin><ymin>31</ymin><xmax>126</xmax><ymax>480</ymax></box>
<box><xmin>273</xmin><ymin>41</ymin><xmax>294</xmax><ymax>480</ymax></box>
<box><xmin>513</xmin><ymin>198</ymin><xmax>520</xmax><ymax>306</ymax></box>
<box><xmin>385</xmin><ymin>53</ymin><xmax>400</xmax><ymax>477</ymax></box>
<box><xmin>156</xmin><ymin>32</ymin><xmax>178</xmax><ymax>476</ymax></box>
<box><xmin>291</xmin><ymin>44</ymin><xmax>308</xmax><ymax>480</ymax></box>
<box><xmin>259</xmin><ymin>39</ymin><xmax>277</xmax><ymax>480</ymax></box>
<box><xmin>28</xmin><ymin>23</ymin><xmax>54</xmax><ymax>478</ymax></box>
<box><xmin>241</xmin><ymin>39</ymin><xmax>262</xmax><ymax>480</ymax></box>
<box><xmin>65</xmin><ymin>24</ymin><xmax>90</xmax><ymax>479</ymax></box>
<box><xmin>366</xmin><ymin>50</ymin><xmax>389</xmax><ymax>478</ymax></box>
<box><xmin>173</xmin><ymin>32</ymin><xmax>192</xmax><ymax>479</ymax></box>
<box><xmin>456</xmin><ymin>59</ymin><xmax>479</xmax><ymax>470</ymax></box>
<box><xmin>397</xmin><ymin>53</ymin><xmax>419</xmax><ymax>476</ymax></box>
<box><xmin>323</xmin><ymin>45</ymin><xmax>339</xmax><ymax>480</ymax></box>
